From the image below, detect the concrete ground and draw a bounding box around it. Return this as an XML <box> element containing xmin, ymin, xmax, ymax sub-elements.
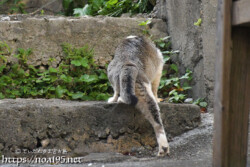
<box><xmin>1</xmin><ymin>113</ymin><xmax>250</xmax><ymax>167</ymax></box>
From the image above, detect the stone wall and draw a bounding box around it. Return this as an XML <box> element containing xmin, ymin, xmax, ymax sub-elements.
<box><xmin>0</xmin><ymin>0</ymin><xmax>218</xmax><ymax>108</ymax></box>
<box><xmin>201</xmin><ymin>0</ymin><xmax>217</xmax><ymax>109</ymax></box>
<box><xmin>0</xmin><ymin>0</ymin><xmax>63</xmax><ymax>15</ymax></box>
<box><xmin>0</xmin><ymin>99</ymin><xmax>200</xmax><ymax>156</ymax></box>
<box><xmin>155</xmin><ymin>0</ymin><xmax>217</xmax><ymax>109</ymax></box>
<box><xmin>0</xmin><ymin>16</ymin><xmax>167</xmax><ymax>67</ymax></box>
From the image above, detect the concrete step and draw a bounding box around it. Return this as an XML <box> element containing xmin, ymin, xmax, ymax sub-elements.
<box><xmin>0</xmin><ymin>99</ymin><xmax>200</xmax><ymax>157</ymax></box>
<box><xmin>0</xmin><ymin>15</ymin><xmax>167</xmax><ymax>67</ymax></box>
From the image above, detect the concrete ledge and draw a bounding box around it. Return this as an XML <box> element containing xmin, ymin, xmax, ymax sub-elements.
<box><xmin>0</xmin><ymin>15</ymin><xmax>167</xmax><ymax>67</ymax></box>
<box><xmin>0</xmin><ymin>99</ymin><xmax>200</xmax><ymax>156</ymax></box>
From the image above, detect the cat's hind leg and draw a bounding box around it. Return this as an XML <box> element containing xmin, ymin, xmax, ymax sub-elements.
<box><xmin>135</xmin><ymin>81</ymin><xmax>169</xmax><ymax>156</ymax></box>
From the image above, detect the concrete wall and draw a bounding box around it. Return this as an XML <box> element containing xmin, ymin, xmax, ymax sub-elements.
<box><xmin>155</xmin><ymin>0</ymin><xmax>217</xmax><ymax>109</ymax></box>
<box><xmin>201</xmin><ymin>0</ymin><xmax>217</xmax><ymax>109</ymax></box>
<box><xmin>0</xmin><ymin>0</ymin><xmax>218</xmax><ymax>108</ymax></box>
<box><xmin>0</xmin><ymin>99</ymin><xmax>200</xmax><ymax>156</ymax></box>
<box><xmin>0</xmin><ymin>16</ymin><xmax>167</xmax><ymax>67</ymax></box>
<box><xmin>0</xmin><ymin>0</ymin><xmax>63</xmax><ymax>15</ymax></box>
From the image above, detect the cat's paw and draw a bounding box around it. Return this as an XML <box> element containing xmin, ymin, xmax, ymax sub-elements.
<box><xmin>157</xmin><ymin>133</ymin><xmax>170</xmax><ymax>156</ymax></box>
<box><xmin>117</xmin><ymin>97</ymin><xmax>125</xmax><ymax>103</ymax></box>
<box><xmin>157</xmin><ymin>145</ymin><xmax>170</xmax><ymax>157</ymax></box>
<box><xmin>108</xmin><ymin>97</ymin><xmax>117</xmax><ymax>103</ymax></box>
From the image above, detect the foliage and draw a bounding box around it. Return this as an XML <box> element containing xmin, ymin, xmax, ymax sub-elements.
<box><xmin>0</xmin><ymin>42</ymin><xmax>111</xmax><ymax>100</ymax></box>
<box><xmin>1</xmin><ymin>0</ymin><xmax>153</xmax><ymax>16</ymax></box>
<box><xmin>194</xmin><ymin>18</ymin><xmax>202</xmax><ymax>26</ymax></box>
<box><xmin>138</xmin><ymin>18</ymin><xmax>152</xmax><ymax>35</ymax></box>
<box><xmin>154</xmin><ymin>37</ymin><xmax>193</xmax><ymax>103</ymax></box>
<box><xmin>62</xmin><ymin>0</ymin><xmax>88</xmax><ymax>16</ymax></box>
<box><xmin>139</xmin><ymin>18</ymin><xmax>207</xmax><ymax>106</ymax></box>
<box><xmin>154</xmin><ymin>36</ymin><xmax>208</xmax><ymax>107</ymax></box>
<box><xmin>40</xmin><ymin>9</ymin><xmax>45</xmax><ymax>15</ymax></box>
<box><xmin>193</xmin><ymin>98</ymin><xmax>208</xmax><ymax>108</ymax></box>
<box><xmin>0</xmin><ymin>0</ymin><xmax>26</xmax><ymax>14</ymax></box>
<box><xmin>63</xmin><ymin>0</ymin><xmax>153</xmax><ymax>17</ymax></box>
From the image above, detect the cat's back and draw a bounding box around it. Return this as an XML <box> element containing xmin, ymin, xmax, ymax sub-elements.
<box><xmin>114</xmin><ymin>36</ymin><xmax>162</xmax><ymax>67</ymax></box>
<box><xmin>108</xmin><ymin>36</ymin><xmax>163</xmax><ymax>82</ymax></box>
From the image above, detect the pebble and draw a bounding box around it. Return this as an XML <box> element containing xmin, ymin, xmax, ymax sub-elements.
<box><xmin>41</xmin><ymin>139</ymin><xmax>50</xmax><ymax>148</ymax></box>
<box><xmin>184</xmin><ymin>98</ymin><xmax>193</xmax><ymax>103</ymax></box>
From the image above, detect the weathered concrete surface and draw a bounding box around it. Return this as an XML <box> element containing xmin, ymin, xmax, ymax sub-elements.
<box><xmin>200</xmin><ymin>0</ymin><xmax>217</xmax><ymax>109</ymax></box>
<box><xmin>0</xmin><ymin>0</ymin><xmax>63</xmax><ymax>15</ymax></box>
<box><xmin>155</xmin><ymin>0</ymin><xmax>204</xmax><ymax>100</ymax></box>
<box><xmin>155</xmin><ymin>0</ymin><xmax>217</xmax><ymax>109</ymax></box>
<box><xmin>0</xmin><ymin>113</ymin><xmax>215</xmax><ymax>167</ymax></box>
<box><xmin>1</xmin><ymin>113</ymin><xmax>249</xmax><ymax>166</ymax></box>
<box><xmin>0</xmin><ymin>99</ymin><xmax>200</xmax><ymax>157</ymax></box>
<box><xmin>0</xmin><ymin>15</ymin><xmax>167</xmax><ymax>67</ymax></box>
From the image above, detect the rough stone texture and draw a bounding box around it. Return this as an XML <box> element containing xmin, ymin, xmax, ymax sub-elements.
<box><xmin>24</xmin><ymin>0</ymin><xmax>63</xmax><ymax>14</ymax></box>
<box><xmin>0</xmin><ymin>0</ymin><xmax>63</xmax><ymax>15</ymax></box>
<box><xmin>0</xmin><ymin>15</ymin><xmax>167</xmax><ymax>67</ymax></box>
<box><xmin>0</xmin><ymin>113</ymin><xmax>216</xmax><ymax>166</ymax></box>
<box><xmin>155</xmin><ymin>0</ymin><xmax>217</xmax><ymax>109</ymax></box>
<box><xmin>200</xmin><ymin>0</ymin><xmax>217</xmax><ymax>109</ymax></box>
<box><xmin>0</xmin><ymin>99</ymin><xmax>200</xmax><ymax>157</ymax></box>
<box><xmin>0</xmin><ymin>113</ymin><xmax>249</xmax><ymax>166</ymax></box>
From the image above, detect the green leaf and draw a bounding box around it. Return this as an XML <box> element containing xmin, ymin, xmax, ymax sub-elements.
<box><xmin>96</xmin><ymin>93</ymin><xmax>110</xmax><ymax>100</ymax></box>
<box><xmin>71</xmin><ymin>60</ymin><xmax>81</xmax><ymax>66</ymax></box>
<box><xmin>42</xmin><ymin>77</ymin><xmax>51</xmax><ymax>81</ymax></box>
<box><xmin>199</xmin><ymin>102</ymin><xmax>208</xmax><ymax>108</ymax></box>
<box><xmin>73</xmin><ymin>5</ymin><xmax>92</xmax><ymax>16</ymax></box>
<box><xmin>49</xmin><ymin>87</ymin><xmax>56</xmax><ymax>91</ymax></box>
<box><xmin>163</xmin><ymin>56</ymin><xmax>170</xmax><ymax>64</ymax></box>
<box><xmin>107</xmin><ymin>0</ymin><xmax>118</xmax><ymax>6</ymax></box>
<box><xmin>193</xmin><ymin>98</ymin><xmax>202</xmax><ymax>105</ymax></box>
<box><xmin>49</xmin><ymin>67</ymin><xmax>57</xmax><ymax>73</ymax></box>
<box><xmin>0</xmin><ymin>92</ymin><xmax>5</xmax><ymax>99</ymax></box>
<box><xmin>36</xmin><ymin>79</ymin><xmax>43</xmax><ymax>83</ymax></box>
<box><xmin>55</xmin><ymin>86</ymin><xmax>67</xmax><ymax>98</ymax></box>
<box><xmin>159</xmin><ymin>42</ymin><xmax>165</xmax><ymax>48</ymax></box>
<box><xmin>161</xmin><ymin>36</ymin><xmax>171</xmax><ymax>41</ymax></box>
<box><xmin>161</xmin><ymin>50</ymin><xmax>180</xmax><ymax>54</ymax></box>
<box><xmin>18</xmin><ymin>68</ymin><xmax>25</xmax><ymax>76</ymax></box>
<box><xmin>138</xmin><ymin>19</ymin><xmax>152</xmax><ymax>26</ymax></box>
<box><xmin>174</xmin><ymin>96</ymin><xmax>180</xmax><ymax>101</ymax></box>
<box><xmin>80</xmin><ymin>57</ymin><xmax>89</xmax><ymax>67</ymax></box>
<box><xmin>72</xmin><ymin>92</ymin><xmax>84</xmax><ymax>99</ymax></box>
<box><xmin>99</xmin><ymin>72</ymin><xmax>108</xmax><ymax>80</ymax></box>
<box><xmin>174</xmin><ymin>82</ymin><xmax>179</xmax><ymax>87</ymax></box>
<box><xmin>0</xmin><ymin>65</ymin><xmax>6</xmax><ymax>73</ymax></box>
<box><xmin>169</xmin><ymin>89</ymin><xmax>176</xmax><ymax>96</ymax></box>
<box><xmin>40</xmin><ymin>9</ymin><xmax>44</xmax><ymax>15</ymax></box>
<box><xmin>62</xmin><ymin>0</ymin><xmax>73</xmax><ymax>9</ymax></box>
<box><xmin>194</xmin><ymin>18</ymin><xmax>202</xmax><ymax>26</ymax></box>
<box><xmin>162</xmin><ymin>70</ymin><xmax>167</xmax><ymax>76</ymax></box>
<box><xmin>178</xmin><ymin>94</ymin><xmax>186</xmax><ymax>99</ymax></box>
<box><xmin>81</xmin><ymin>95</ymin><xmax>94</xmax><ymax>101</ymax></box>
<box><xmin>170</xmin><ymin>64</ymin><xmax>178</xmax><ymax>72</ymax></box>
<box><xmin>0</xmin><ymin>42</ymin><xmax>111</xmax><ymax>101</ymax></box>
<box><xmin>60</xmin><ymin>74</ymin><xmax>72</xmax><ymax>83</ymax></box>
<box><xmin>80</xmin><ymin>74</ymin><xmax>98</xmax><ymax>83</ymax></box>
<box><xmin>182</xmin><ymin>86</ymin><xmax>192</xmax><ymax>90</ymax></box>
<box><xmin>91</xmin><ymin>0</ymin><xmax>104</xmax><ymax>11</ymax></box>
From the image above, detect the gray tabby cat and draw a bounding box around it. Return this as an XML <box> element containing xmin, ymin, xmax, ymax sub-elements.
<box><xmin>107</xmin><ymin>36</ymin><xmax>169</xmax><ymax>156</ymax></box>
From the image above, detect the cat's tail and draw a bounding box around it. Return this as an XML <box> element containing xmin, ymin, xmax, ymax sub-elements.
<box><xmin>119</xmin><ymin>62</ymin><xmax>138</xmax><ymax>106</ymax></box>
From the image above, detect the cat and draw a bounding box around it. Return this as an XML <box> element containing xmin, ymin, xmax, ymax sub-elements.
<box><xmin>107</xmin><ymin>35</ymin><xmax>169</xmax><ymax>156</ymax></box>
